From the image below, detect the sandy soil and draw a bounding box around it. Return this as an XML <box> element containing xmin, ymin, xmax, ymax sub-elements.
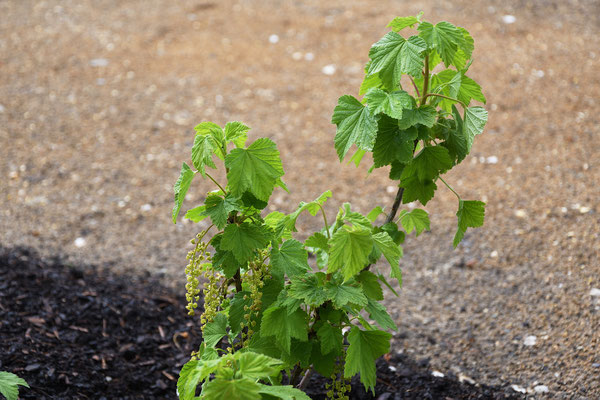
<box><xmin>1</xmin><ymin>0</ymin><xmax>599</xmax><ymax>397</ymax></box>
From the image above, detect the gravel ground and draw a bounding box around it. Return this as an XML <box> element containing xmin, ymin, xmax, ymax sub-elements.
<box><xmin>1</xmin><ymin>0</ymin><xmax>599</xmax><ymax>398</ymax></box>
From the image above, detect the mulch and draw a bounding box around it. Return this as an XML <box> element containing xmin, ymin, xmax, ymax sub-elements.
<box><xmin>0</xmin><ymin>247</ymin><xmax>520</xmax><ymax>399</ymax></box>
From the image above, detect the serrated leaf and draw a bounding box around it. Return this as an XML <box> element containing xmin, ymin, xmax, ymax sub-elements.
<box><xmin>258</xmin><ymin>384</ymin><xmax>312</xmax><ymax>400</ymax></box>
<box><xmin>377</xmin><ymin>273</ymin><xmax>400</xmax><ymax>295</ymax></box>
<box><xmin>280</xmin><ymin>191</ymin><xmax>332</xmax><ymax>232</ymax></box>
<box><xmin>172</xmin><ymin>162</ymin><xmax>195</xmax><ymax>223</ymax></box>
<box><xmin>221</xmin><ymin>222</ymin><xmax>269</xmax><ymax>263</ymax></box>
<box><xmin>387</xmin><ymin>15</ymin><xmax>420</xmax><ymax>32</ymax></box>
<box><xmin>224</xmin><ymin>121</ymin><xmax>250</xmax><ymax>148</ymax></box>
<box><xmin>400</xmin><ymin>171</ymin><xmax>437</xmax><ymax>205</ymax></box>
<box><xmin>325</xmin><ymin>283</ymin><xmax>368</xmax><ymax>308</ymax></box>
<box><xmin>367</xmin><ymin>206</ymin><xmax>384</xmax><ymax>222</ymax></box>
<box><xmin>229</xmin><ymin>291</ymin><xmax>252</xmax><ymax>335</ymax></box>
<box><xmin>371</xmin><ymin>232</ymin><xmax>402</xmax><ymax>273</ymax></box>
<box><xmin>184</xmin><ymin>205</ymin><xmax>208</xmax><ymax>223</ymax></box>
<box><xmin>344</xmin><ymin>327</ymin><xmax>392</xmax><ymax>393</ymax></box>
<box><xmin>331</xmin><ymin>95</ymin><xmax>378</xmax><ymax>160</ymax></box>
<box><xmin>365</xmin><ymin>88</ymin><xmax>413</xmax><ymax>119</ymax></box>
<box><xmin>310</xmin><ymin>343</ymin><xmax>336</xmax><ymax>376</ymax></box>
<box><xmin>389</xmin><ymin>161</ymin><xmax>405</xmax><ymax>180</ymax></box>
<box><xmin>317</xmin><ymin>323</ymin><xmax>343</xmax><ymax>355</ymax></box>
<box><xmin>271</xmin><ymin>239</ymin><xmax>310</xmax><ymax>279</ymax></box>
<box><xmin>340</xmin><ymin>203</ymin><xmax>373</xmax><ymax>230</ymax></box>
<box><xmin>443</xmin><ymin>105</ymin><xmax>468</xmax><ymax>163</ymax></box>
<box><xmin>418</xmin><ymin>21</ymin><xmax>464</xmax><ymax>67</ymax></box>
<box><xmin>201</xmin><ymin>194</ymin><xmax>240</xmax><ymax>229</ymax></box>
<box><xmin>177</xmin><ymin>359</ymin><xmax>217</xmax><ymax>400</ymax></box>
<box><xmin>453</xmin><ymin>200</ymin><xmax>485</xmax><ymax>248</ymax></box>
<box><xmin>463</xmin><ymin>106</ymin><xmax>488</xmax><ymax>151</ymax></box>
<box><xmin>191</xmin><ymin>134</ymin><xmax>218</xmax><ymax>176</ymax></box>
<box><xmin>0</xmin><ymin>372</ymin><xmax>29</xmax><ymax>400</ymax></box>
<box><xmin>202</xmin><ymin>378</ymin><xmax>261</xmax><ymax>400</ymax></box>
<box><xmin>288</xmin><ymin>274</ymin><xmax>328</xmax><ymax>307</ymax></box>
<box><xmin>397</xmin><ymin>105</ymin><xmax>436</xmax><ymax>129</ymax></box>
<box><xmin>457</xmin><ymin>74</ymin><xmax>486</xmax><ymax>105</ymax></box>
<box><xmin>203</xmin><ymin>312</ymin><xmax>228</xmax><ymax>348</ymax></box>
<box><xmin>260</xmin><ymin>306</ymin><xmax>308</xmax><ymax>353</ymax></box>
<box><xmin>365</xmin><ymin>299</ymin><xmax>398</xmax><ymax>330</ymax></box>
<box><xmin>225</xmin><ymin>137</ymin><xmax>284</xmax><ymax>201</ymax></box>
<box><xmin>373</xmin><ymin>115</ymin><xmax>417</xmax><ymax>168</ymax></box>
<box><xmin>304</xmin><ymin>232</ymin><xmax>329</xmax><ymax>251</ymax></box>
<box><xmin>453</xmin><ymin>27</ymin><xmax>474</xmax><ymax>70</ymax></box>
<box><xmin>357</xmin><ymin>270</ymin><xmax>384</xmax><ymax>300</ymax></box>
<box><xmin>328</xmin><ymin>226</ymin><xmax>373</xmax><ymax>281</ymax></box>
<box><xmin>194</xmin><ymin>122</ymin><xmax>225</xmax><ymax>159</ymax></box>
<box><xmin>236</xmin><ymin>352</ymin><xmax>283</xmax><ymax>379</ymax></box>
<box><xmin>400</xmin><ymin>35</ymin><xmax>428</xmax><ymax>77</ymax></box>
<box><xmin>398</xmin><ymin>208</ymin><xmax>430</xmax><ymax>236</ymax></box>
<box><xmin>412</xmin><ymin>145</ymin><xmax>453</xmax><ymax>181</ymax></box>
<box><xmin>367</xmin><ymin>32</ymin><xmax>406</xmax><ymax>89</ymax></box>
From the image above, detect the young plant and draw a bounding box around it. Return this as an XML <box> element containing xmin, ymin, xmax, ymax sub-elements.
<box><xmin>0</xmin><ymin>371</ymin><xmax>29</xmax><ymax>400</ymax></box>
<box><xmin>173</xmin><ymin>13</ymin><xmax>487</xmax><ymax>400</ymax></box>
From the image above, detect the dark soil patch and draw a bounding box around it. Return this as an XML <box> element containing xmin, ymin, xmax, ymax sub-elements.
<box><xmin>0</xmin><ymin>247</ymin><xmax>520</xmax><ymax>399</ymax></box>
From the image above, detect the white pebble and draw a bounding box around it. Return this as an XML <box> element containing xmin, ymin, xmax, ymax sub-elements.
<box><xmin>322</xmin><ymin>64</ymin><xmax>336</xmax><ymax>75</ymax></box>
<box><xmin>515</xmin><ymin>209</ymin><xmax>527</xmax><ymax>218</ymax></box>
<box><xmin>268</xmin><ymin>34</ymin><xmax>279</xmax><ymax>44</ymax></box>
<box><xmin>0</xmin><ymin>104</ymin><xmax>5</xmax><ymax>113</ymax></box>
<box><xmin>502</xmin><ymin>15</ymin><xmax>516</xmax><ymax>24</ymax></box>
<box><xmin>486</xmin><ymin>156</ymin><xmax>498</xmax><ymax>164</ymax></box>
<box><xmin>511</xmin><ymin>384</ymin><xmax>526</xmax><ymax>394</ymax></box>
<box><xmin>388</xmin><ymin>366</ymin><xmax>397</xmax><ymax>372</ymax></box>
<box><xmin>490</xmin><ymin>250</ymin><xmax>499</xmax><ymax>258</ymax></box>
<box><xmin>579</xmin><ymin>206</ymin><xmax>591</xmax><ymax>214</ymax></box>
<box><xmin>89</xmin><ymin>58</ymin><xmax>109</xmax><ymax>67</ymax></box>
<box><xmin>386</xmin><ymin>185</ymin><xmax>396</xmax><ymax>194</ymax></box>
<box><xmin>431</xmin><ymin>371</ymin><xmax>444</xmax><ymax>378</ymax></box>
<box><xmin>140</xmin><ymin>204</ymin><xmax>152</xmax><ymax>212</ymax></box>
<box><xmin>304</xmin><ymin>52</ymin><xmax>314</xmax><ymax>61</ymax></box>
<box><xmin>590</xmin><ymin>288</ymin><xmax>600</xmax><ymax>297</ymax></box>
<box><xmin>292</xmin><ymin>52</ymin><xmax>303</xmax><ymax>60</ymax></box>
<box><xmin>524</xmin><ymin>335</ymin><xmax>537</xmax><ymax>346</ymax></box>
<box><xmin>458</xmin><ymin>374</ymin><xmax>475</xmax><ymax>385</ymax></box>
<box><xmin>74</xmin><ymin>237</ymin><xmax>86</xmax><ymax>248</ymax></box>
<box><xmin>534</xmin><ymin>385</ymin><xmax>549</xmax><ymax>394</ymax></box>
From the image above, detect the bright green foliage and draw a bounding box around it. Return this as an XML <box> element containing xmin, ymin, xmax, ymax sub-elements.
<box><xmin>398</xmin><ymin>209</ymin><xmax>430</xmax><ymax>236</ymax></box>
<box><xmin>0</xmin><ymin>372</ymin><xmax>29</xmax><ymax>400</ymax></box>
<box><xmin>344</xmin><ymin>327</ymin><xmax>392</xmax><ymax>393</ymax></box>
<box><xmin>173</xmin><ymin>13</ymin><xmax>488</xmax><ymax>400</ymax></box>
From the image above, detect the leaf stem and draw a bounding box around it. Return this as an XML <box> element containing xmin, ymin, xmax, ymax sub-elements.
<box><xmin>408</xmin><ymin>76</ymin><xmax>421</xmax><ymax>98</ymax></box>
<box><xmin>420</xmin><ymin>53</ymin><xmax>429</xmax><ymax>106</ymax></box>
<box><xmin>423</xmin><ymin>93</ymin><xmax>468</xmax><ymax>108</ymax></box>
<box><xmin>319</xmin><ymin>205</ymin><xmax>331</xmax><ymax>240</ymax></box>
<box><xmin>205</xmin><ymin>172</ymin><xmax>226</xmax><ymax>193</ymax></box>
<box><xmin>439</xmin><ymin>176</ymin><xmax>461</xmax><ymax>200</ymax></box>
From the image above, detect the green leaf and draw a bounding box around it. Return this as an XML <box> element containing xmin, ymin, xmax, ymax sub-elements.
<box><xmin>453</xmin><ymin>27</ymin><xmax>474</xmax><ymax>70</ymax></box>
<box><xmin>224</xmin><ymin>121</ymin><xmax>250</xmax><ymax>148</ymax></box>
<box><xmin>325</xmin><ymin>283</ymin><xmax>368</xmax><ymax>308</ymax></box>
<box><xmin>271</xmin><ymin>239</ymin><xmax>310</xmax><ymax>279</ymax></box>
<box><xmin>372</xmin><ymin>232</ymin><xmax>402</xmax><ymax>277</ymax></box>
<box><xmin>400</xmin><ymin>35</ymin><xmax>428</xmax><ymax>77</ymax></box>
<box><xmin>357</xmin><ymin>270</ymin><xmax>384</xmax><ymax>300</ymax></box>
<box><xmin>398</xmin><ymin>208</ymin><xmax>430</xmax><ymax>236</ymax></box>
<box><xmin>280</xmin><ymin>191</ymin><xmax>332</xmax><ymax>232</ymax></box>
<box><xmin>457</xmin><ymin>74</ymin><xmax>486</xmax><ymax>105</ymax></box>
<box><xmin>365</xmin><ymin>88</ymin><xmax>413</xmax><ymax>119</ymax></box>
<box><xmin>418</xmin><ymin>21</ymin><xmax>464</xmax><ymax>67</ymax></box>
<box><xmin>373</xmin><ymin>115</ymin><xmax>417</xmax><ymax>168</ymax></box>
<box><xmin>310</xmin><ymin>343</ymin><xmax>336</xmax><ymax>376</ymax></box>
<box><xmin>260</xmin><ymin>306</ymin><xmax>308</xmax><ymax>353</ymax></box>
<box><xmin>344</xmin><ymin>327</ymin><xmax>392</xmax><ymax>393</ymax></box>
<box><xmin>331</xmin><ymin>95</ymin><xmax>378</xmax><ymax>160</ymax></box>
<box><xmin>453</xmin><ymin>200</ymin><xmax>485</xmax><ymax>248</ymax></box>
<box><xmin>378</xmin><ymin>272</ymin><xmax>400</xmax><ymax>295</ymax></box>
<box><xmin>359</xmin><ymin>72</ymin><xmax>385</xmax><ymax>96</ymax></box>
<box><xmin>412</xmin><ymin>145</ymin><xmax>453</xmax><ymax>181</ymax></box>
<box><xmin>0</xmin><ymin>372</ymin><xmax>29</xmax><ymax>400</ymax></box>
<box><xmin>328</xmin><ymin>226</ymin><xmax>373</xmax><ymax>281</ymax></box>
<box><xmin>225</xmin><ymin>137</ymin><xmax>284</xmax><ymax>201</ymax></box>
<box><xmin>202</xmin><ymin>378</ymin><xmax>261</xmax><ymax>400</ymax></box>
<box><xmin>365</xmin><ymin>299</ymin><xmax>398</xmax><ymax>330</ymax></box>
<box><xmin>203</xmin><ymin>312</ymin><xmax>228</xmax><ymax>348</ymax></box>
<box><xmin>172</xmin><ymin>162</ymin><xmax>195</xmax><ymax>223</ymax></box>
<box><xmin>443</xmin><ymin>105</ymin><xmax>468</xmax><ymax>163</ymax></box>
<box><xmin>184</xmin><ymin>205</ymin><xmax>208</xmax><ymax>223</ymax></box>
<box><xmin>221</xmin><ymin>222</ymin><xmax>269</xmax><ymax>264</ymax></box>
<box><xmin>258</xmin><ymin>384</ymin><xmax>312</xmax><ymax>400</ymax></box>
<box><xmin>229</xmin><ymin>291</ymin><xmax>252</xmax><ymax>335</ymax></box>
<box><xmin>367</xmin><ymin>32</ymin><xmax>406</xmax><ymax>89</ymax></box>
<box><xmin>463</xmin><ymin>106</ymin><xmax>488</xmax><ymax>151</ymax></box>
<box><xmin>389</xmin><ymin>161</ymin><xmax>405</xmax><ymax>180</ymax></box>
<box><xmin>288</xmin><ymin>274</ymin><xmax>329</xmax><ymax>307</ymax></box>
<box><xmin>397</xmin><ymin>105</ymin><xmax>436</xmax><ymax>129</ymax></box>
<box><xmin>387</xmin><ymin>15</ymin><xmax>420</xmax><ymax>32</ymax></box>
<box><xmin>191</xmin><ymin>134</ymin><xmax>218</xmax><ymax>176</ymax></box>
<box><xmin>317</xmin><ymin>323</ymin><xmax>344</xmax><ymax>355</ymax></box>
<box><xmin>194</xmin><ymin>122</ymin><xmax>225</xmax><ymax>159</ymax></box>
<box><xmin>236</xmin><ymin>352</ymin><xmax>283</xmax><ymax>379</ymax></box>
<box><xmin>177</xmin><ymin>360</ymin><xmax>211</xmax><ymax>400</ymax></box>
<box><xmin>367</xmin><ymin>206</ymin><xmax>384</xmax><ymax>222</ymax></box>
<box><xmin>304</xmin><ymin>232</ymin><xmax>329</xmax><ymax>251</ymax></box>
<box><xmin>340</xmin><ymin>203</ymin><xmax>373</xmax><ymax>230</ymax></box>
<box><xmin>202</xmin><ymin>194</ymin><xmax>240</xmax><ymax>229</ymax></box>
<box><xmin>400</xmin><ymin>171</ymin><xmax>437</xmax><ymax>205</ymax></box>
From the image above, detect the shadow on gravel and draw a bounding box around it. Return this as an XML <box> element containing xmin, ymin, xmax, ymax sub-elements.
<box><xmin>0</xmin><ymin>247</ymin><xmax>520</xmax><ymax>399</ymax></box>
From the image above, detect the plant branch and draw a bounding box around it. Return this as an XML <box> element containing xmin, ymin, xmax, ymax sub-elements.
<box><xmin>408</xmin><ymin>76</ymin><xmax>421</xmax><ymax>98</ymax></box>
<box><xmin>423</xmin><ymin>93</ymin><xmax>468</xmax><ymax>108</ymax></box>
<box><xmin>420</xmin><ymin>53</ymin><xmax>429</xmax><ymax>106</ymax></box>
<box><xmin>205</xmin><ymin>172</ymin><xmax>226</xmax><ymax>193</ymax></box>
<box><xmin>385</xmin><ymin>187</ymin><xmax>404</xmax><ymax>224</ymax></box>
<box><xmin>297</xmin><ymin>368</ymin><xmax>313</xmax><ymax>390</ymax></box>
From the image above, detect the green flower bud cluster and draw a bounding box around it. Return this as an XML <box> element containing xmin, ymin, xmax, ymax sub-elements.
<box><xmin>326</xmin><ymin>356</ymin><xmax>351</xmax><ymax>400</ymax></box>
<box><xmin>200</xmin><ymin>269</ymin><xmax>224</xmax><ymax>329</ymax></box>
<box><xmin>239</xmin><ymin>257</ymin><xmax>271</xmax><ymax>346</ymax></box>
<box><xmin>184</xmin><ymin>232</ymin><xmax>211</xmax><ymax>316</ymax></box>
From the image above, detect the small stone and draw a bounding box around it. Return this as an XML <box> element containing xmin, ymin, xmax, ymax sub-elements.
<box><xmin>502</xmin><ymin>15</ymin><xmax>516</xmax><ymax>24</ymax></box>
<box><xmin>431</xmin><ymin>371</ymin><xmax>444</xmax><ymax>378</ymax></box>
<box><xmin>268</xmin><ymin>34</ymin><xmax>279</xmax><ymax>44</ymax></box>
<box><xmin>534</xmin><ymin>385</ymin><xmax>549</xmax><ymax>394</ymax></box>
<box><xmin>304</xmin><ymin>52</ymin><xmax>314</xmax><ymax>61</ymax></box>
<box><xmin>105</xmin><ymin>376</ymin><xmax>112</xmax><ymax>382</ymax></box>
<box><xmin>388</xmin><ymin>365</ymin><xmax>397</xmax><ymax>372</ymax></box>
<box><xmin>592</xmin><ymin>363</ymin><xmax>600</xmax><ymax>368</ymax></box>
<box><xmin>0</xmin><ymin>104</ymin><xmax>5</xmax><ymax>113</ymax></box>
<box><xmin>322</xmin><ymin>64</ymin><xmax>336</xmax><ymax>75</ymax></box>
<box><xmin>524</xmin><ymin>335</ymin><xmax>537</xmax><ymax>346</ymax></box>
<box><xmin>292</xmin><ymin>52</ymin><xmax>302</xmax><ymax>60</ymax></box>
<box><xmin>490</xmin><ymin>250</ymin><xmax>499</xmax><ymax>258</ymax></box>
<box><xmin>25</xmin><ymin>363</ymin><xmax>41</xmax><ymax>371</ymax></box>
<box><xmin>486</xmin><ymin>156</ymin><xmax>498</xmax><ymax>164</ymax></box>
<box><xmin>579</xmin><ymin>206</ymin><xmax>591</xmax><ymax>213</ymax></box>
<box><xmin>459</xmin><ymin>374</ymin><xmax>475</xmax><ymax>385</ymax></box>
<box><xmin>590</xmin><ymin>288</ymin><xmax>600</xmax><ymax>297</ymax></box>
<box><xmin>74</xmin><ymin>237</ymin><xmax>87</xmax><ymax>248</ymax></box>
<box><xmin>90</xmin><ymin>58</ymin><xmax>109</xmax><ymax>67</ymax></box>
<box><xmin>386</xmin><ymin>185</ymin><xmax>396</xmax><ymax>194</ymax></box>
<box><xmin>511</xmin><ymin>384</ymin><xmax>526</xmax><ymax>394</ymax></box>
<box><xmin>515</xmin><ymin>209</ymin><xmax>527</xmax><ymax>218</ymax></box>
<box><xmin>140</xmin><ymin>204</ymin><xmax>152</xmax><ymax>212</ymax></box>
